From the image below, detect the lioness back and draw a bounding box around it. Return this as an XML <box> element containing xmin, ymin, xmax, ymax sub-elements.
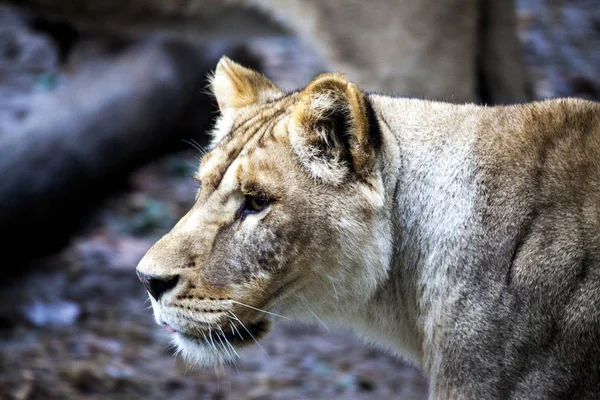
<box><xmin>137</xmin><ymin>58</ymin><xmax>600</xmax><ymax>399</ymax></box>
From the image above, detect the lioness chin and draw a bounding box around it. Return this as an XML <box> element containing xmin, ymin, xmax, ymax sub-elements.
<box><xmin>137</xmin><ymin>57</ymin><xmax>600</xmax><ymax>399</ymax></box>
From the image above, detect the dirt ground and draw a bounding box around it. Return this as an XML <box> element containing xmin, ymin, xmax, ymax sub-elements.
<box><xmin>1</xmin><ymin>1</ymin><xmax>599</xmax><ymax>399</ymax></box>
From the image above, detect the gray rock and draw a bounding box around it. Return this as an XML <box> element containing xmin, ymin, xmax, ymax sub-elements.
<box><xmin>22</xmin><ymin>299</ymin><xmax>80</xmax><ymax>327</ymax></box>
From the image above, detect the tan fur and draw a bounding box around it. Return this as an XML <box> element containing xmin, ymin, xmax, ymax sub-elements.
<box><xmin>210</xmin><ymin>57</ymin><xmax>283</xmax><ymax>111</ymax></box>
<box><xmin>244</xmin><ymin>0</ymin><xmax>530</xmax><ymax>103</ymax></box>
<box><xmin>10</xmin><ymin>0</ymin><xmax>529</xmax><ymax>103</ymax></box>
<box><xmin>138</xmin><ymin>59</ymin><xmax>600</xmax><ymax>399</ymax></box>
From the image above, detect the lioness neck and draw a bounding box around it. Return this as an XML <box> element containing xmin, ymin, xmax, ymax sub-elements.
<box><xmin>355</xmin><ymin>95</ymin><xmax>483</xmax><ymax>372</ymax></box>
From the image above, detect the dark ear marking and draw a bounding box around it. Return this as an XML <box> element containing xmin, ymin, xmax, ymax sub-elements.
<box><xmin>289</xmin><ymin>73</ymin><xmax>379</xmax><ymax>184</ymax></box>
<box><xmin>335</xmin><ymin>108</ymin><xmax>358</xmax><ymax>174</ymax></box>
<box><xmin>365</xmin><ymin>97</ymin><xmax>382</xmax><ymax>151</ymax></box>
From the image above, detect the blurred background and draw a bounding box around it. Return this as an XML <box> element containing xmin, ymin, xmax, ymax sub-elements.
<box><xmin>0</xmin><ymin>0</ymin><xmax>598</xmax><ymax>399</ymax></box>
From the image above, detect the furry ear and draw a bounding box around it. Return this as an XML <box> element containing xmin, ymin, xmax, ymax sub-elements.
<box><xmin>210</xmin><ymin>56</ymin><xmax>283</xmax><ymax>112</ymax></box>
<box><xmin>289</xmin><ymin>73</ymin><xmax>379</xmax><ymax>185</ymax></box>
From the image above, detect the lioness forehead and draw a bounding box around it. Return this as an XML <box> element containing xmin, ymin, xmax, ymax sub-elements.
<box><xmin>196</xmin><ymin>96</ymin><xmax>297</xmax><ymax>194</ymax></box>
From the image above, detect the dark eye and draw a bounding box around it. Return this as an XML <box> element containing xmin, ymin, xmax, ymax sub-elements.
<box><xmin>240</xmin><ymin>194</ymin><xmax>270</xmax><ymax>219</ymax></box>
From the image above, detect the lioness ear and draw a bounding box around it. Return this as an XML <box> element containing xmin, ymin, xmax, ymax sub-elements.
<box><xmin>289</xmin><ymin>73</ymin><xmax>379</xmax><ymax>185</ymax></box>
<box><xmin>210</xmin><ymin>56</ymin><xmax>283</xmax><ymax>112</ymax></box>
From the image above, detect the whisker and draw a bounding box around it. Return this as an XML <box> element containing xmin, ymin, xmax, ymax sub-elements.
<box><xmin>172</xmin><ymin>345</ymin><xmax>182</xmax><ymax>366</ymax></box>
<box><xmin>162</xmin><ymin>341</ymin><xmax>177</xmax><ymax>356</ymax></box>
<box><xmin>194</xmin><ymin>325</ymin><xmax>211</xmax><ymax>350</ymax></box>
<box><xmin>202</xmin><ymin>330</ymin><xmax>223</xmax><ymax>365</ymax></box>
<box><xmin>297</xmin><ymin>295</ymin><xmax>330</xmax><ymax>332</ymax></box>
<box><xmin>202</xmin><ymin>331</ymin><xmax>210</xmax><ymax>349</ymax></box>
<box><xmin>220</xmin><ymin>327</ymin><xmax>240</xmax><ymax>358</ymax></box>
<box><xmin>229</xmin><ymin>300</ymin><xmax>291</xmax><ymax>320</ymax></box>
<box><xmin>182</xmin><ymin>139</ymin><xmax>207</xmax><ymax>155</ymax></box>
<box><xmin>192</xmin><ymin>139</ymin><xmax>208</xmax><ymax>154</ymax></box>
<box><xmin>308</xmin><ymin>308</ymin><xmax>330</xmax><ymax>332</ymax></box>
<box><xmin>323</xmin><ymin>272</ymin><xmax>340</xmax><ymax>305</ymax></box>
<box><xmin>216</xmin><ymin>326</ymin><xmax>236</xmax><ymax>361</ymax></box>
<box><xmin>184</xmin><ymin>357</ymin><xmax>192</xmax><ymax>374</ymax></box>
<box><xmin>208</xmin><ymin>328</ymin><xmax>219</xmax><ymax>354</ymax></box>
<box><xmin>228</xmin><ymin>311</ymin><xmax>269</xmax><ymax>358</ymax></box>
<box><xmin>230</xmin><ymin>321</ymin><xmax>244</xmax><ymax>341</ymax></box>
<box><xmin>220</xmin><ymin>325</ymin><xmax>241</xmax><ymax>373</ymax></box>
<box><xmin>215</xmin><ymin>329</ymin><xmax>231</xmax><ymax>359</ymax></box>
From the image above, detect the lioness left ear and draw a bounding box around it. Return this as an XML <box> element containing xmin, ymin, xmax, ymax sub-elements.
<box><xmin>290</xmin><ymin>73</ymin><xmax>379</xmax><ymax>185</ymax></box>
<box><xmin>210</xmin><ymin>56</ymin><xmax>283</xmax><ymax>112</ymax></box>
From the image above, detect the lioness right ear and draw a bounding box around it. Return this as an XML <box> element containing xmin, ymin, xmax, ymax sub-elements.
<box><xmin>210</xmin><ymin>56</ymin><xmax>283</xmax><ymax>112</ymax></box>
<box><xmin>289</xmin><ymin>73</ymin><xmax>379</xmax><ymax>185</ymax></box>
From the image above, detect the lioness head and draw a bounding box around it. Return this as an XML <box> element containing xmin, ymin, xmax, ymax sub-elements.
<box><xmin>136</xmin><ymin>57</ymin><xmax>391</xmax><ymax>365</ymax></box>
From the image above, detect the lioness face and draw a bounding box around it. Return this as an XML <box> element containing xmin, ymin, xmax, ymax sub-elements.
<box><xmin>136</xmin><ymin>57</ymin><xmax>389</xmax><ymax>365</ymax></box>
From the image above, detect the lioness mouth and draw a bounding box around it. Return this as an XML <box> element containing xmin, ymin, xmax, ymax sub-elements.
<box><xmin>177</xmin><ymin>319</ymin><xmax>270</xmax><ymax>348</ymax></box>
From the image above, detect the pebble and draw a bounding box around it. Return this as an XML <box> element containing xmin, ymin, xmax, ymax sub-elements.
<box><xmin>23</xmin><ymin>300</ymin><xmax>80</xmax><ymax>327</ymax></box>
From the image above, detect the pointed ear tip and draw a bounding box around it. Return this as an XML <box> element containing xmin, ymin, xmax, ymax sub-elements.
<box><xmin>304</xmin><ymin>72</ymin><xmax>353</xmax><ymax>93</ymax></box>
<box><xmin>316</xmin><ymin>72</ymin><xmax>349</xmax><ymax>82</ymax></box>
<box><xmin>217</xmin><ymin>56</ymin><xmax>249</xmax><ymax>75</ymax></box>
<box><xmin>216</xmin><ymin>56</ymin><xmax>232</xmax><ymax>70</ymax></box>
<box><xmin>314</xmin><ymin>72</ymin><xmax>347</xmax><ymax>79</ymax></box>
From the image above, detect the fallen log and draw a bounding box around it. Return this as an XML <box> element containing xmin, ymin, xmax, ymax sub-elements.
<box><xmin>0</xmin><ymin>38</ymin><xmax>219</xmax><ymax>265</ymax></box>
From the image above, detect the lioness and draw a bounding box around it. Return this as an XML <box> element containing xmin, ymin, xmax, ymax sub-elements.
<box><xmin>137</xmin><ymin>57</ymin><xmax>600</xmax><ymax>399</ymax></box>
<box><xmin>8</xmin><ymin>0</ymin><xmax>529</xmax><ymax>103</ymax></box>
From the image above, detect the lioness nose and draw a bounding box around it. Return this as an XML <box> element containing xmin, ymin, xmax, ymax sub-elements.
<box><xmin>136</xmin><ymin>270</ymin><xmax>179</xmax><ymax>301</ymax></box>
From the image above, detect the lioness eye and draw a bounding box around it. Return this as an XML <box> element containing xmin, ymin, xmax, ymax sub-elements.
<box><xmin>240</xmin><ymin>194</ymin><xmax>270</xmax><ymax>219</ymax></box>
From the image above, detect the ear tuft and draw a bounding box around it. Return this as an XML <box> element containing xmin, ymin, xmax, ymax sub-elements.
<box><xmin>289</xmin><ymin>73</ymin><xmax>376</xmax><ymax>185</ymax></box>
<box><xmin>210</xmin><ymin>56</ymin><xmax>283</xmax><ymax>112</ymax></box>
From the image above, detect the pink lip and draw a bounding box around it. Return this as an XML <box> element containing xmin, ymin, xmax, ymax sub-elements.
<box><xmin>163</xmin><ymin>323</ymin><xmax>177</xmax><ymax>333</ymax></box>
